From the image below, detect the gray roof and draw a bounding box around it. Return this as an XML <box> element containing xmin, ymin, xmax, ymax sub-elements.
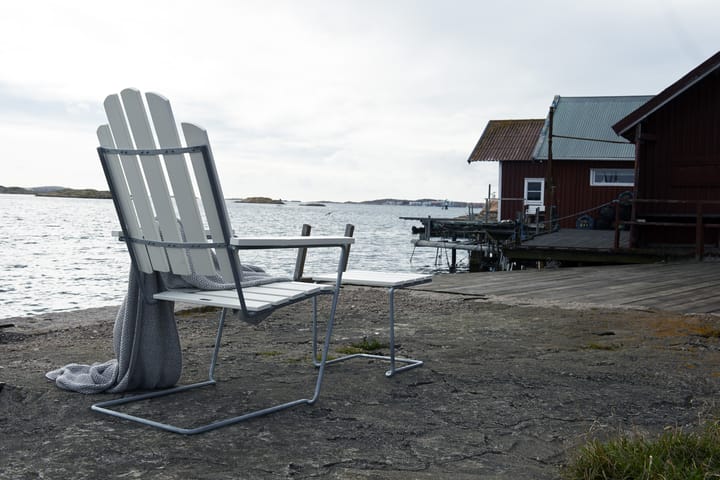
<box><xmin>532</xmin><ymin>95</ymin><xmax>652</xmax><ymax>161</ymax></box>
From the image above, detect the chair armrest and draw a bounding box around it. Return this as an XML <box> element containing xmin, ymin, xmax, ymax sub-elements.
<box><xmin>230</xmin><ymin>236</ymin><xmax>354</xmax><ymax>250</ymax></box>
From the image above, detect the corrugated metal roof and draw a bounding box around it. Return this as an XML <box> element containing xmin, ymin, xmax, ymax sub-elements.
<box><xmin>467</xmin><ymin>119</ymin><xmax>544</xmax><ymax>163</ymax></box>
<box><xmin>532</xmin><ymin>96</ymin><xmax>652</xmax><ymax>161</ymax></box>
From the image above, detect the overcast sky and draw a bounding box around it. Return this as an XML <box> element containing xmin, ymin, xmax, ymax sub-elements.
<box><xmin>0</xmin><ymin>1</ymin><xmax>718</xmax><ymax>202</ymax></box>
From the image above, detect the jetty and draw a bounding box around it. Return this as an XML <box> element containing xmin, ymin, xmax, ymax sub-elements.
<box><xmin>402</xmin><ymin>212</ymin><xmax>714</xmax><ymax>272</ymax></box>
<box><xmin>402</xmin><ymin>215</ymin><xmax>516</xmax><ymax>272</ymax></box>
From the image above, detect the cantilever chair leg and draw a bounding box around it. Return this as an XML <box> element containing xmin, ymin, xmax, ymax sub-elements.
<box><xmin>92</xmin><ymin>292</ymin><xmax>342</xmax><ymax>435</ymax></box>
<box><xmin>312</xmin><ymin>287</ymin><xmax>423</xmax><ymax>377</ymax></box>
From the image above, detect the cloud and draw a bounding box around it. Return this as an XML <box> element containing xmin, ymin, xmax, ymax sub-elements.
<box><xmin>1</xmin><ymin>0</ymin><xmax>719</xmax><ymax>201</ymax></box>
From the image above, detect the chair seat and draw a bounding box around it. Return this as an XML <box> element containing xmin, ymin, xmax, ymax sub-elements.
<box><xmin>154</xmin><ymin>281</ymin><xmax>333</xmax><ymax>311</ymax></box>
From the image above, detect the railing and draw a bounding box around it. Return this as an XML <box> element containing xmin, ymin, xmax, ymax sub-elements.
<box><xmin>614</xmin><ymin>198</ymin><xmax>720</xmax><ymax>258</ymax></box>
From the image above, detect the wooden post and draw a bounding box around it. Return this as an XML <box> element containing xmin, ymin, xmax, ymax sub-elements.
<box><xmin>469</xmin><ymin>250</ymin><xmax>482</xmax><ymax>272</ymax></box>
<box><xmin>485</xmin><ymin>184</ymin><xmax>491</xmax><ymax>223</ymax></box>
<box><xmin>613</xmin><ymin>200</ymin><xmax>621</xmax><ymax>249</ymax></box>
<box><xmin>696</xmin><ymin>202</ymin><xmax>704</xmax><ymax>260</ymax></box>
<box><xmin>293</xmin><ymin>224</ymin><xmax>312</xmax><ymax>280</ymax></box>
<box><xmin>341</xmin><ymin>224</ymin><xmax>355</xmax><ymax>272</ymax></box>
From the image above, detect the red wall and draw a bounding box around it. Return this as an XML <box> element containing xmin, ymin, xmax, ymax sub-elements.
<box><xmin>500</xmin><ymin>160</ymin><xmax>634</xmax><ymax>229</ymax></box>
<box><xmin>635</xmin><ymin>70</ymin><xmax>720</xmax><ymax>245</ymax></box>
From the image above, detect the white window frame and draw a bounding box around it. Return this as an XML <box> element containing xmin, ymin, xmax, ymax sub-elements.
<box><xmin>524</xmin><ymin>178</ymin><xmax>544</xmax><ymax>206</ymax></box>
<box><xmin>590</xmin><ymin>168</ymin><xmax>635</xmax><ymax>187</ymax></box>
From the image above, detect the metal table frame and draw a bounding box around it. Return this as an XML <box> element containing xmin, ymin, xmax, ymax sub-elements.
<box><xmin>311</xmin><ymin>271</ymin><xmax>431</xmax><ymax>377</ymax></box>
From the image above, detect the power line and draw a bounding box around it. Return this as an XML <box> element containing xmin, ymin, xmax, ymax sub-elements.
<box><xmin>551</xmin><ymin>134</ymin><xmax>630</xmax><ymax>145</ymax></box>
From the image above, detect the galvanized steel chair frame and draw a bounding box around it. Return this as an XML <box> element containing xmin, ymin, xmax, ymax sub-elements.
<box><xmin>91</xmin><ymin>89</ymin><xmax>353</xmax><ymax>435</ymax></box>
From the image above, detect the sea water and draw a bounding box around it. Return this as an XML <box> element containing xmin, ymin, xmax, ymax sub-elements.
<box><xmin>0</xmin><ymin>194</ymin><xmax>470</xmax><ymax>320</ymax></box>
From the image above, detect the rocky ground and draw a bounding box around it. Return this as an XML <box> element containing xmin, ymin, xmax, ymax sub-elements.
<box><xmin>2</xmin><ymin>286</ymin><xmax>720</xmax><ymax>479</ymax></box>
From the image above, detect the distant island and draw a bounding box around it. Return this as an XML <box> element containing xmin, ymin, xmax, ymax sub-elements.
<box><xmin>0</xmin><ymin>185</ymin><xmax>111</xmax><ymax>199</ymax></box>
<box><xmin>348</xmin><ymin>198</ymin><xmax>484</xmax><ymax>208</ymax></box>
<box><xmin>235</xmin><ymin>196</ymin><xmax>284</xmax><ymax>205</ymax></box>
<box><xmin>1</xmin><ymin>186</ymin><xmax>484</xmax><ymax>207</ymax></box>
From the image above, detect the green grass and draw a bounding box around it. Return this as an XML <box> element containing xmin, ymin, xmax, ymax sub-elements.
<box><xmin>563</xmin><ymin>420</ymin><xmax>720</xmax><ymax>479</ymax></box>
<box><xmin>583</xmin><ymin>342</ymin><xmax>622</xmax><ymax>351</ymax></box>
<box><xmin>335</xmin><ymin>337</ymin><xmax>388</xmax><ymax>355</ymax></box>
<box><xmin>175</xmin><ymin>306</ymin><xmax>220</xmax><ymax>316</ymax></box>
<box><xmin>257</xmin><ymin>350</ymin><xmax>282</xmax><ymax>357</ymax></box>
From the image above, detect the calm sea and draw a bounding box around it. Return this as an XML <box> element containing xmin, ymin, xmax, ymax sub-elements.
<box><xmin>0</xmin><ymin>194</ymin><xmax>470</xmax><ymax>320</ymax></box>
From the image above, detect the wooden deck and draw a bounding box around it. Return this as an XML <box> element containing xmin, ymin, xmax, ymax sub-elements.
<box><xmin>521</xmin><ymin>229</ymin><xmax>629</xmax><ymax>249</ymax></box>
<box><xmin>417</xmin><ymin>260</ymin><xmax>720</xmax><ymax>314</ymax></box>
<box><xmin>503</xmin><ymin>229</ymin><xmax>673</xmax><ymax>264</ymax></box>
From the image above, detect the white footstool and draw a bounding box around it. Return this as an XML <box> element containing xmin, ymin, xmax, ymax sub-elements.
<box><xmin>312</xmin><ymin>270</ymin><xmax>432</xmax><ymax>376</ymax></box>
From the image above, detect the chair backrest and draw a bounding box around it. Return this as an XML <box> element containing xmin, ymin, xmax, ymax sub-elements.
<box><xmin>97</xmin><ymin>88</ymin><xmax>235</xmax><ymax>281</ymax></box>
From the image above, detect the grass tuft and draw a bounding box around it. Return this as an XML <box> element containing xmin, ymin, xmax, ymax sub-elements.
<box><xmin>583</xmin><ymin>342</ymin><xmax>622</xmax><ymax>351</ymax></box>
<box><xmin>175</xmin><ymin>306</ymin><xmax>220</xmax><ymax>316</ymax></box>
<box><xmin>335</xmin><ymin>336</ymin><xmax>388</xmax><ymax>355</ymax></box>
<box><xmin>563</xmin><ymin>420</ymin><xmax>720</xmax><ymax>479</ymax></box>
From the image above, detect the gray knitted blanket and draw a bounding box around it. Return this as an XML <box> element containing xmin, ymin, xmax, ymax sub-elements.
<box><xmin>46</xmin><ymin>264</ymin><xmax>287</xmax><ymax>394</ymax></box>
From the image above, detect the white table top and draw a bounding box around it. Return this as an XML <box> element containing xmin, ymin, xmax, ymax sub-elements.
<box><xmin>312</xmin><ymin>270</ymin><xmax>432</xmax><ymax>288</ymax></box>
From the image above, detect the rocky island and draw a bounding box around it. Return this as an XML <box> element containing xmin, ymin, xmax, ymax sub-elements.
<box><xmin>234</xmin><ymin>196</ymin><xmax>284</xmax><ymax>205</ymax></box>
<box><xmin>0</xmin><ymin>186</ymin><xmax>111</xmax><ymax>199</ymax></box>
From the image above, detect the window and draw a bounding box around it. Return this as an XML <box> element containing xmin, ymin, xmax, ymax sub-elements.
<box><xmin>524</xmin><ymin>178</ymin><xmax>544</xmax><ymax>205</ymax></box>
<box><xmin>590</xmin><ymin>168</ymin><xmax>634</xmax><ymax>186</ymax></box>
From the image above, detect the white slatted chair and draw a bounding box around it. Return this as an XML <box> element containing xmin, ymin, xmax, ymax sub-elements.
<box><xmin>92</xmin><ymin>88</ymin><xmax>353</xmax><ymax>434</ymax></box>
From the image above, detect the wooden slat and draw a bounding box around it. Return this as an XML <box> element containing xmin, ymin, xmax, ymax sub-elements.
<box><xmin>209</xmin><ymin>289</ymin><xmax>292</xmax><ymax>305</ymax></box>
<box><xmin>145</xmin><ymin>92</ymin><xmax>217</xmax><ymax>276</ymax></box>
<box><xmin>153</xmin><ymin>281</ymin><xmax>331</xmax><ymax>312</ymax></box>
<box><xmin>246</xmin><ymin>282</ymin><xmax>329</xmax><ymax>297</ymax></box>
<box><xmin>206</xmin><ymin>283</ymin><xmax>328</xmax><ymax>300</ymax></box>
<box><xmin>97</xmin><ymin>125</ymin><xmax>153</xmax><ymax>273</ymax></box>
<box><xmin>231</xmin><ymin>236</ymin><xmax>355</xmax><ymax>249</ymax></box>
<box><xmin>119</xmin><ymin>89</ymin><xmax>192</xmax><ymax>275</ymax></box>
<box><xmin>153</xmin><ymin>289</ymin><xmax>271</xmax><ymax>311</ymax></box>
<box><xmin>103</xmin><ymin>93</ymin><xmax>169</xmax><ymax>272</ymax></box>
<box><xmin>181</xmin><ymin>123</ymin><xmax>235</xmax><ymax>282</ymax></box>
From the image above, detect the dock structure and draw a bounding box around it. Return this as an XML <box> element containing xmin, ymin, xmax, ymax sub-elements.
<box><xmin>417</xmin><ymin>260</ymin><xmax>720</xmax><ymax>314</ymax></box>
<box><xmin>503</xmin><ymin>228</ymin><xmax>656</xmax><ymax>266</ymax></box>
<box><xmin>402</xmin><ymin>214</ymin><xmax>713</xmax><ymax>272</ymax></box>
<box><xmin>401</xmin><ymin>216</ymin><xmax>516</xmax><ymax>272</ymax></box>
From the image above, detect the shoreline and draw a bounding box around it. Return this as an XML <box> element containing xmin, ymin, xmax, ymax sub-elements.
<box><xmin>2</xmin><ymin>286</ymin><xmax>720</xmax><ymax>478</ymax></box>
<box><xmin>1</xmin><ymin>305</ymin><xmax>121</xmax><ymax>334</ymax></box>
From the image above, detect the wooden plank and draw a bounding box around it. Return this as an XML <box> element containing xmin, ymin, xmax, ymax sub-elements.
<box><xmin>153</xmin><ymin>289</ymin><xmax>271</xmax><ymax>311</ymax></box>
<box><xmin>119</xmin><ymin>89</ymin><xmax>193</xmax><ymax>276</ymax></box>
<box><xmin>103</xmin><ymin>93</ymin><xmax>169</xmax><ymax>272</ymax></box>
<box><xmin>145</xmin><ymin>92</ymin><xmax>216</xmax><ymax>276</ymax></box>
<box><xmin>97</xmin><ymin>125</ymin><xmax>153</xmax><ymax>273</ymax></box>
<box><xmin>421</xmin><ymin>262</ymin><xmax>720</xmax><ymax>313</ymax></box>
<box><xmin>181</xmin><ymin>123</ymin><xmax>235</xmax><ymax>282</ymax></box>
<box><xmin>231</xmin><ymin>236</ymin><xmax>354</xmax><ymax>249</ymax></box>
<box><xmin>256</xmin><ymin>282</ymin><xmax>330</xmax><ymax>295</ymax></box>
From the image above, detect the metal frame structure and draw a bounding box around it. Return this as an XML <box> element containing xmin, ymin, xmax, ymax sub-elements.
<box><xmin>311</xmin><ymin>271</ymin><xmax>430</xmax><ymax>377</ymax></box>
